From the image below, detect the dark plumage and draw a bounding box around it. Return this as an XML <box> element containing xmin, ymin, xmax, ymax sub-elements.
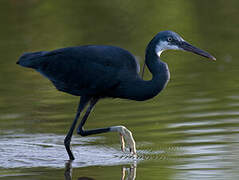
<box><xmin>18</xmin><ymin>45</ymin><xmax>168</xmax><ymax>101</ymax></box>
<box><xmin>17</xmin><ymin>31</ymin><xmax>215</xmax><ymax>160</ymax></box>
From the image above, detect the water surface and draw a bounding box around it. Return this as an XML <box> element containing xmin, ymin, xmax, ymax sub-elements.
<box><xmin>1</xmin><ymin>0</ymin><xmax>239</xmax><ymax>179</ymax></box>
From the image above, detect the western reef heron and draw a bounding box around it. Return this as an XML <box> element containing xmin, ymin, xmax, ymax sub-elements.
<box><xmin>17</xmin><ymin>31</ymin><xmax>216</xmax><ymax>160</ymax></box>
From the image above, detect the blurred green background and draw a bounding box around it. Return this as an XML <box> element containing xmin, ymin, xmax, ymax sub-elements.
<box><xmin>0</xmin><ymin>0</ymin><xmax>239</xmax><ymax>180</ymax></box>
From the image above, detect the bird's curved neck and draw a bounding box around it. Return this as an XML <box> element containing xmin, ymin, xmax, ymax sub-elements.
<box><xmin>145</xmin><ymin>41</ymin><xmax>166</xmax><ymax>76</ymax></box>
<box><xmin>142</xmin><ymin>41</ymin><xmax>170</xmax><ymax>99</ymax></box>
<box><xmin>112</xmin><ymin>40</ymin><xmax>170</xmax><ymax>101</ymax></box>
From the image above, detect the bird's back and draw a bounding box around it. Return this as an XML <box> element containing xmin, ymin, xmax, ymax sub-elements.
<box><xmin>17</xmin><ymin>45</ymin><xmax>140</xmax><ymax>97</ymax></box>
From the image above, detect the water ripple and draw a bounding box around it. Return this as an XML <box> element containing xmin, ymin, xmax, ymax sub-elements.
<box><xmin>0</xmin><ymin>132</ymin><xmax>163</xmax><ymax>169</ymax></box>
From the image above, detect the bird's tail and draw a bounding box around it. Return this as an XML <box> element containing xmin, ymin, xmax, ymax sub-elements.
<box><xmin>16</xmin><ymin>51</ymin><xmax>47</xmax><ymax>69</ymax></box>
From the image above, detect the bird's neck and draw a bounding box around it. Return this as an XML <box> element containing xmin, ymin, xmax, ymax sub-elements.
<box><xmin>142</xmin><ymin>42</ymin><xmax>170</xmax><ymax>99</ymax></box>
<box><xmin>111</xmin><ymin>40</ymin><xmax>170</xmax><ymax>101</ymax></box>
<box><xmin>115</xmin><ymin>43</ymin><xmax>170</xmax><ymax>101</ymax></box>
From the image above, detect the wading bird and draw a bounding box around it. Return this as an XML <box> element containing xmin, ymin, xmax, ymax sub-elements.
<box><xmin>17</xmin><ymin>31</ymin><xmax>216</xmax><ymax>160</ymax></box>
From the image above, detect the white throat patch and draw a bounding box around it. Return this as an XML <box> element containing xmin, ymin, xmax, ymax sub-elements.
<box><xmin>155</xmin><ymin>41</ymin><xmax>181</xmax><ymax>57</ymax></box>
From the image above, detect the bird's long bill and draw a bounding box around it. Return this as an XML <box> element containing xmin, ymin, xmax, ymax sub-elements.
<box><xmin>181</xmin><ymin>41</ymin><xmax>216</xmax><ymax>60</ymax></box>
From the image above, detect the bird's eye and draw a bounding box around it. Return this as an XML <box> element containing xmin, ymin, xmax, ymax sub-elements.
<box><xmin>167</xmin><ymin>37</ymin><xmax>173</xmax><ymax>42</ymax></box>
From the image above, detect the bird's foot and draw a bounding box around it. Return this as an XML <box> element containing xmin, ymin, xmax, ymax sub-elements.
<box><xmin>110</xmin><ymin>126</ymin><xmax>136</xmax><ymax>155</ymax></box>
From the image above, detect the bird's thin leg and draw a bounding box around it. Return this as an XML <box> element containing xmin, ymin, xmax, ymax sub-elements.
<box><xmin>64</xmin><ymin>96</ymin><xmax>90</xmax><ymax>160</ymax></box>
<box><xmin>120</xmin><ymin>133</ymin><xmax>125</xmax><ymax>152</ymax></box>
<box><xmin>77</xmin><ymin>97</ymin><xmax>110</xmax><ymax>136</ymax></box>
<box><xmin>77</xmin><ymin>98</ymin><xmax>136</xmax><ymax>155</ymax></box>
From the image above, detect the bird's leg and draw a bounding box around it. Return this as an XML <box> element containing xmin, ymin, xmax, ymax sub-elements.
<box><xmin>120</xmin><ymin>133</ymin><xmax>125</xmax><ymax>152</ymax></box>
<box><xmin>77</xmin><ymin>98</ymin><xmax>136</xmax><ymax>155</ymax></box>
<box><xmin>64</xmin><ymin>96</ymin><xmax>90</xmax><ymax>160</ymax></box>
<box><xmin>77</xmin><ymin>97</ymin><xmax>111</xmax><ymax>136</ymax></box>
<box><xmin>110</xmin><ymin>126</ymin><xmax>136</xmax><ymax>155</ymax></box>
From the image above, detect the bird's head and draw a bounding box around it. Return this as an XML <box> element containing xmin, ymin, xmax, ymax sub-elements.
<box><xmin>153</xmin><ymin>31</ymin><xmax>216</xmax><ymax>60</ymax></box>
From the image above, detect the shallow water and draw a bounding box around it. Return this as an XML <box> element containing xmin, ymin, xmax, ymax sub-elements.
<box><xmin>1</xmin><ymin>0</ymin><xmax>239</xmax><ymax>180</ymax></box>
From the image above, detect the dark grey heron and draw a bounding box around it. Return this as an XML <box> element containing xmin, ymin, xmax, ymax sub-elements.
<box><xmin>17</xmin><ymin>31</ymin><xmax>216</xmax><ymax>160</ymax></box>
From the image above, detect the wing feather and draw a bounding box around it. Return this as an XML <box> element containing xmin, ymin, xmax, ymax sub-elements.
<box><xmin>33</xmin><ymin>46</ymin><xmax>138</xmax><ymax>96</ymax></box>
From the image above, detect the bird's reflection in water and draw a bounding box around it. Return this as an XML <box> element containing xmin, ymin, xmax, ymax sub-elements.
<box><xmin>64</xmin><ymin>160</ymin><xmax>137</xmax><ymax>180</ymax></box>
<box><xmin>121</xmin><ymin>163</ymin><xmax>137</xmax><ymax>180</ymax></box>
<box><xmin>64</xmin><ymin>160</ymin><xmax>73</xmax><ymax>180</ymax></box>
<box><xmin>78</xmin><ymin>177</ymin><xmax>94</xmax><ymax>180</ymax></box>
